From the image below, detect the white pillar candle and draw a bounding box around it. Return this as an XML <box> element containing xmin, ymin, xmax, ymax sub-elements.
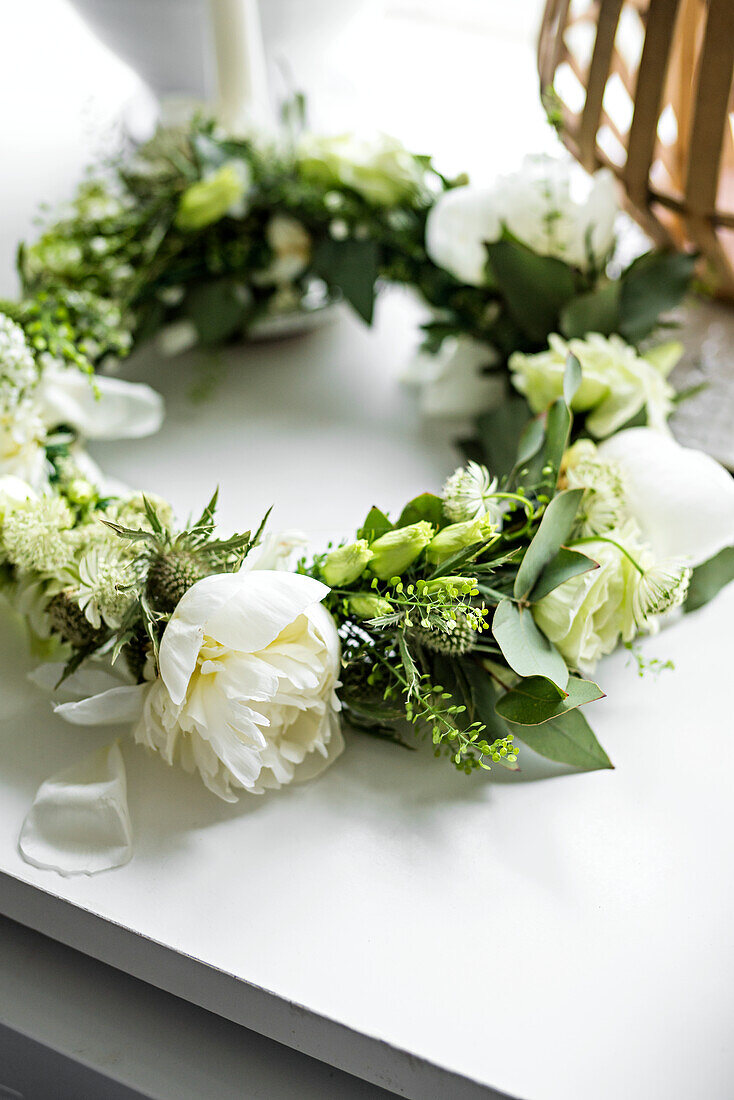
<box><xmin>209</xmin><ymin>0</ymin><xmax>271</xmax><ymax>133</ymax></box>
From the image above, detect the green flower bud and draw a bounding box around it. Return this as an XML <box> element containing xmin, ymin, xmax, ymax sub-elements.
<box><xmin>349</xmin><ymin>594</ymin><xmax>394</xmax><ymax>620</ymax></box>
<box><xmin>423</xmin><ymin>576</ymin><xmax>477</xmax><ymax>596</ymax></box>
<box><xmin>66</xmin><ymin>478</ymin><xmax>96</xmax><ymax>507</ymax></box>
<box><xmin>425</xmin><ymin>515</ymin><xmax>496</xmax><ymax>564</ymax></box>
<box><xmin>368</xmin><ymin>521</ymin><xmax>434</xmax><ymax>580</ymax></box>
<box><xmin>321</xmin><ymin>539</ymin><xmax>373</xmax><ymax>587</ymax></box>
<box><xmin>175</xmin><ymin>163</ymin><xmax>248</xmax><ymax>231</ymax></box>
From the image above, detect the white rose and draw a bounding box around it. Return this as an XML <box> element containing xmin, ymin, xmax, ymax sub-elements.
<box><xmin>532</xmin><ymin>530</ymin><xmax>639</xmax><ymax>674</ymax></box>
<box><xmin>298</xmin><ymin>132</ymin><xmax>424</xmax><ymax>205</ymax></box>
<box><xmin>426</xmin><ymin>157</ymin><xmax>618</xmax><ymax>285</ymax></box>
<box><xmin>56</xmin><ymin>570</ymin><xmax>343</xmax><ymax>801</ymax></box>
<box><xmin>0</xmin><ymin>410</ymin><xmax>49</xmax><ymax>489</ymax></box>
<box><xmin>509</xmin><ymin>333</ymin><xmax>679</xmax><ymax>437</ymax></box>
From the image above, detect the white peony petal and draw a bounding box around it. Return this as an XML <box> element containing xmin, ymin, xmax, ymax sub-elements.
<box><xmin>37</xmin><ymin>366</ymin><xmax>164</xmax><ymax>440</ymax></box>
<box><xmin>19</xmin><ymin>741</ymin><xmax>133</xmax><ymax>876</ymax></box>
<box><xmin>598</xmin><ymin>428</ymin><xmax>734</xmax><ymax>566</ymax></box>
<box><xmin>159</xmin><ymin>571</ymin><xmax>330</xmax><ymax>705</ymax></box>
<box><xmin>55</xmin><ymin>683</ymin><xmax>148</xmax><ymax>726</ymax></box>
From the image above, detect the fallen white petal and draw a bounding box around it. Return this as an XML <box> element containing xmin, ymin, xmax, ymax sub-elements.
<box><xmin>55</xmin><ymin>683</ymin><xmax>148</xmax><ymax>726</ymax></box>
<box><xmin>599</xmin><ymin>428</ymin><xmax>734</xmax><ymax>566</ymax></box>
<box><xmin>19</xmin><ymin>741</ymin><xmax>133</xmax><ymax>876</ymax></box>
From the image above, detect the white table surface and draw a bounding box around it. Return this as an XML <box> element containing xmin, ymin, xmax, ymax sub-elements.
<box><xmin>2</xmin><ymin>6</ymin><xmax>733</xmax><ymax>1099</ymax></box>
<box><xmin>0</xmin><ymin>295</ymin><xmax>733</xmax><ymax>1100</ymax></box>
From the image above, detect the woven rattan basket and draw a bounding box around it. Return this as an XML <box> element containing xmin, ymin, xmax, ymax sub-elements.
<box><xmin>538</xmin><ymin>0</ymin><xmax>734</xmax><ymax>298</ymax></box>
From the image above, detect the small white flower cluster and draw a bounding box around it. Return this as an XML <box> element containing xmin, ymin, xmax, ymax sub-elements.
<box><xmin>0</xmin><ymin>314</ymin><xmax>38</xmax><ymax>413</ymax></box>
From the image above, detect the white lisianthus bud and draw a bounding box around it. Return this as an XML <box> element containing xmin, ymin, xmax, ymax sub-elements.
<box><xmin>425</xmin><ymin>514</ymin><xmax>496</xmax><ymax>564</ymax></box>
<box><xmin>368</xmin><ymin>521</ymin><xmax>434</xmax><ymax>579</ymax></box>
<box><xmin>509</xmin><ymin>334</ymin><xmax>678</xmax><ymax>438</ymax></box>
<box><xmin>297</xmin><ymin>132</ymin><xmax>425</xmax><ymax>206</ymax></box>
<box><xmin>322</xmin><ymin>539</ymin><xmax>373</xmax><ymax>587</ymax></box>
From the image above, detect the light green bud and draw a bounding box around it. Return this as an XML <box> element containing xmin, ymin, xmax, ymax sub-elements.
<box><xmin>425</xmin><ymin>515</ymin><xmax>496</xmax><ymax>564</ymax></box>
<box><xmin>349</xmin><ymin>595</ymin><xmax>394</xmax><ymax>620</ymax></box>
<box><xmin>423</xmin><ymin>576</ymin><xmax>477</xmax><ymax>596</ymax></box>
<box><xmin>321</xmin><ymin>539</ymin><xmax>373</xmax><ymax>587</ymax></box>
<box><xmin>66</xmin><ymin>478</ymin><xmax>96</xmax><ymax>507</ymax></box>
<box><xmin>368</xmin><ymin>521</ymin><xmax>434</xmax><ymax>580</ymax></box>
<box><xmin>175</xmin><ymin>163</ymin><xmax>247</xmax><ymax>231</ymax></box>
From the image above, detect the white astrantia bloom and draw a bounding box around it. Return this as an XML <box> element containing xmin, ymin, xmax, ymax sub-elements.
<box><xmin>597</xmin><ymin>427</ymin><xmax>734</xmax><ymax>567</ymax></box>
<box><xmin>443</xmin><ymin>461</ymin><xmax>502</xmax><ymax>523</ymax></box>
<box><xmin>509</xmin><ymin>334</ymin><xmax>679</xmax><ymax>438</ymax></box>
<box><xmin>1</xmin><ymin>493</ymin><xmax>76</xmax><ymax>574</ymax></box>
<box><xmin>563</xmin><ymin>439</ymin><xmax>628</xmax><ymax>537</ymax></box>
<box><xmin>55</xmin><ymin>570</ymin><xmax>343</xmax><ymax>802</ymax></box>
<box><xmin>73</xmin><ymin>546</ymin><xmax>137</xmax><ymax>629</ymax></box>
<box><xmin>425</xmin><ymin>156</ymin><xmax>618</xmax><ymax>285</ymax></box>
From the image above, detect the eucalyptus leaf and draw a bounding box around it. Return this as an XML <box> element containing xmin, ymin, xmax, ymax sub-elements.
<box><xmin>542</xmin><ymin>397</ymin><xmax>572</xmax><ymax>482</ymax></box>
<box><xmin>492</xmin><ymin>600</ymin><xmax>569</xmax><ymax>689</ymax></box>
<box><xmin>563</xmin><ymin>353</ymin><xmax>583</xmax><ymax>406</ymax></box>
<box><xmin>559</xmin><ymin>280</ymin><xmax>621</xmax><ymax>339</ymax></box>
<box><xmin>358</xmin><ymin>507</ymin><xmax>393</xmax><ymax>541</ymax></box>
<box><xmin>396</xmin><ymin>493</ymin><xmax>445</xmax><ymax>530</ymax></box>
<box><xmin>618</xmin><ymin>250</ymin><xmax>696</xmax><ymax>344</ymax></box>
<box><xmin>685</xmin><ymin>547</ymin><xmax>734</xmax><ymax>613</ymax></box>
<box><xmin>510</xmin><ymin>708</ymin><xmax>613</xmax><ymax>770</ymax></box>
<box><xmin>514</xmin><ymin>489</ymin><xmax>584</xmax><ymax>600</ymax></box>
<box><xmin>530</xmin><ymin>547</ymin><xmax>598</xmax><ymax>601</ymax></box>
<box><xmin>312</xmin><ymin>238</ymin><xmax>379</xmax><ymax>323</ymax></box>
<box><xmin>495</xmin><ymin>674</ymin><xmax>604</xmax><ymax>725</ymax></box>
<box><xmin>486</xmin><ymin>238</ymin><xmax>577</xmax><ymax>344</ymax></box>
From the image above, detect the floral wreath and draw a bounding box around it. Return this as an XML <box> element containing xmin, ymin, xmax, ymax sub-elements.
<box><xmin>2</xmin><ymin>115</ymin><xmax>734</xmax><ymax>876</ymax></box>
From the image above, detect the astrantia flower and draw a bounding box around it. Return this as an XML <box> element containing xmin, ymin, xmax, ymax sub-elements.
<box><xmin>509</xmin><ymin>334</ymin><xmax>678</xmax><ymax>438</ymax></box>
<box><xmin>442</xmin><ymin>462</ymin><xmax>501</xmax><ymax>523</ymax></box>
<box><xmin>55</xmin><ymin>571</ymin><xmax>343</xmax><ymax>802</ymax></box>
<box><xmin>426</xmin><ymin>157</ymin><xmax>618</xmax><ymax>285</ymax></box>
<box><xmin>632</xmin><ymin>555</ymin><xmax>690</xmax><ymax>625</ymax></box>
<box><xmin>2</xmin><ymin>494</ymin><xmax>75</xmax><ymax>573</ymax></box>
<box><xmin>563</xmin><ymin>439</ymin><xmax>627</xmax><ymax>537</ymax></box>
<box><xmin>73</xmin><ymin>547</ymin><xmax>137</xmax><ymax>629</ymax></box>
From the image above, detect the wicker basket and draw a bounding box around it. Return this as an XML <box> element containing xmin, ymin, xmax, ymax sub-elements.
<box><xmin>538</xmin><ymin>0</ymin><xmax>734</xmax><ymax>298</ymax></box>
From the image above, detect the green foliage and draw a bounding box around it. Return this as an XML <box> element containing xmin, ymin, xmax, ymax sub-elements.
<box><xmin>685</xmin><ymin>547</ymin><xmax>734</xmax><ymax>613</ymax></box>
<box><xmin>311</xmin><ymin>238</ymin><xmax>380</xmax><ymax>323</ymax></box>
<box><xmin>513</xmin><ymin>489</ymin><xmax>585</xmax><ymax>600</ymax></box>
<box><xmin>510</xmin><ymin>708</ymin><xmax>613</xmax><ymax>770</ymax></box>
<box><xmin>485</xmin><ymin>238</ymin><xmax>577</xmax><ymax>344</ymax></box>
<box><xmin>617</xmin><ymin>250</ymin><xmax>696</xmax><ymax>343</ymax></box>
<box><xmin>492</xmin><ymin>600</ymin><xmax>568</xmax><ymax>690</ymax></box>
<box><xmin>495</xmin><ymin>674</ymin><xmax>604</xmax><ymax>725</ymax></box>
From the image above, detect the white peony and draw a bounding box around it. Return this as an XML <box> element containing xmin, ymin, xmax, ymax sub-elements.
<box><xmin>597</xmin><ymin>428</ymin><xmax>734</xmax><ymax>567</ymax></box>
<box><xmin>55</xmin><ymin>570</ymin><xmax>343</xmax><ymax>801</ymax></box>
<box><xmin>426</xmin><ymin>156</ymin><xmax>618</xmax><ymax>285</ymax></box>
<box><xmin>509</xmin><ymin>334</ymin><xmax>679</xmax><ymax>438</ymax></box>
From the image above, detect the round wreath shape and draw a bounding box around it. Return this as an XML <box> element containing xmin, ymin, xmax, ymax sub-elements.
<box><xmin>3</xmin><ymin>118</ymin><xmax>734</xmax><ymax>876</ymax></box>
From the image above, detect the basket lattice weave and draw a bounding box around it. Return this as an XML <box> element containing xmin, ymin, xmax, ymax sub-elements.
<box><xmin>538</xmin><ymin>0</ymin><xmax>734</xmax><ymax>298</ymax></box>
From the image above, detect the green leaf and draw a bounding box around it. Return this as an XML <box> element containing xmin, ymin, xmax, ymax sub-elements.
<box><xmin>685</xmin><ymin>547</ymin><xmax>734</xmax><ymax>613</ymax></box>
<box><xmin>495</xmin><ymin>674</ymin><xmax>604</xmax><ymax>725</ymax></box>
<box><xmin>396</xmin><ymin>493</ymin><xmax>444</xmax><ymax>529</ymax></box>
<box><xmin>398</xmin><ymin>631</ymin><xmax>420</xmax><ymax>698</ymax></box>
<box><xmin>559</xmin><ymin>280</ymin><xmax>621</xmax><ymax>339</ymax></box>
<box><xmin>542</xmin><ymin>397</ymin><xmax>572</xmax><ymax>481</ymax></box>
<box><xmin>485</xmin><ymin>239</ymin><xmax>577</xmax><ymax>344</ymax></box>
<box><xmin>512</xmin><ymin>415</ymin><xmax>545</xmax><ymax>472</ymax></box>
<box><xmin>184</xmin><ymin>279</ymin><xmax>245</xmax><ymax>345</ymax></box>
<box><xmin>530</xmin><ymin>547</ymin><xmax>598</xmax><ymax>601</ymax></box>
<box><xmin>312</xmin><ymin>238</ymin><xmax>379</xmax><ymax>323</ymax></box>
<box><xmin>514</xmin><ymin>489</ymin><xmax>584</xmax><ymax>599</ymax></box>
<box><xmin>563</xmin><ymin>353</ymin><xmax>582</xmax><ymax>406</ymax></box>
<box><xmin>358</xmin><ymin>507</ymin><xmax>393</xmax><ymax>542</ymax></box>
<box><xmin>492</xmin><ymin>600</ymin><xmax>569</xmax><ymax>690</ymax></box>
<box><xmin>475</xmin><ymin>396</ymin><xmax>532</xmax><ymax>479</ymax></box>
<box><xmin>510</xmin><ymin>708</ymin><xmax>613</xmax><ymax>770</ymax></box>
<box><xmin>618</xmin><ymin>250</ymin><xmax>696</xmax><ymax>343</ymax></box>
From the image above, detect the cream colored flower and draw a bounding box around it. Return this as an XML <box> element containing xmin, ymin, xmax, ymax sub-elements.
<box><xmin>298</xmin><ymin>132</ymin><xmax>425</xmax><ymax>205</ymax></box>
<box><xmin>252</xmin><ymin>215</ymin><xmax>311</xmax><ymax>286</ymax></box>
<box><xmin>56</xmin><ymin>570</ymin><xmax>343</xmax><ymax>802</ymax></box>
<box><xmin>510</xmin><ymin>334</ymin><xmax>678</xmax><ymax>438</ymax></box>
